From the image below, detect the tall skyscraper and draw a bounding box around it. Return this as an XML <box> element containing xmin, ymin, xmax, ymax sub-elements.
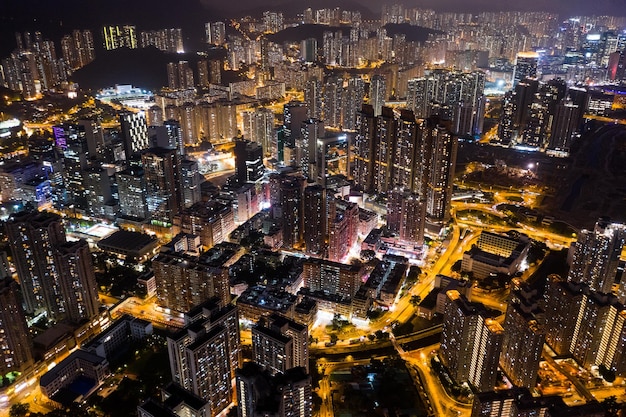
<box><xmin>236</xmin><ymin>363</ymin><xmax>312</xmax><ymax>417</ymax></box>
<box><xmin>167</xmin><ymin>300</ymin><xmax>239</xmax><ymax>416</ymax></box>
<box><xmin>548</xmin><ymin>100</ymin><xmax>582</xmax><ymax>152</ymax></box>
<box><xmin>0</xmin><ymin>276</ymin><xmax>34</xmax><ymax>375</ymax></box>
<box><xmin>102</xmin><ymin>25</ymin><xmax>137</xmax><ymax>50</ymax></box>
<box><xmin>440</xmin><ymin>290</ymin><xmax>503</xmax><ymax>392</ymax></box>
<box><xmin>242</xmin><ymin>108</ymin><xmax>274</xmax><ymax>155</ymax></box>
<box><xmin>301</xmin><ymin>38</ymin><xmax>318</xmax><ymax>63</ymax></box>
<box><xmin>369</xmin><ymin>74</ymin><xmax>386</xmax><ymax>116</ymax></box>
<box><xmin>513</xmin><ymin>52</ymin><xmax>539</xmax><ymax>86</ymax></box>
<box><xmin>153</xmin><ymin>235</ymin><xmax>230</xmax><ymax>312</ymax></box>
<box><xmin>167</xmin><ymin>61</ymin><xmax>195</xmax><ymax>90</ymax></box>
<box><xmin>499</xmin><ymin>283</ymin><xmax>545</xmax><ymax>389</ymax></box>
<box><xmin>54</xmin><ymin>239</ymin><xmax>100</xmax><ymax>323</ymax></box>
<box><xmin>283</xmin><ymin>102</ymin><xmax>308</xmax><ymax>146</ymax></box>
<box><xmin>352</xmin><ymin>104</ymin><xmax>376</xmax><ymax>191</ymax></box>
<box><xmin>252</xmin><ymin>313</ymin><xmax>309</xmax><ymax>375</ymax></box>
<box><xmin>567</xmin><ymin>219</ymin><xmax>626</xmax><ymax>294</ymax></box>
<box><xmin>353</xmin><ymin>107</ymin><xmax>456</xmax><ymax>223</ymax></box>
<box><xmin>117</xmin><ymin>167</ymin><xmax>148</xmax><ymax>220</ymax></box>
<box><xmin>327</xmin><ymin>198</ymin><xmax>359</xmax><ymax>262</ymax></box>
<box><xmin>302</xmin><ymin>258</ymin><xmax>363</xmax><ymax>298</ymax></box>
<box><xmin>303</xmin><ymin>185</ymin><xmax>327</xmax><ymax>257</ymax></box>
<box><xmin>141</xmin><ymin>147</ymin><xmax>182</xmax><ymax>224</ymax></box>
<box><xmin>387</xmin><ymin>188</ymin><xmax>426</xmax><ymax>246</ymax></box>
<box><xmin>180</xmin><ymin>159</ymin><xmax>202</xmax><ymax>209</ymax></box>
<box><xmin>279</xmin><ymin>175</ymin><xmax>306</xmax><ymax>248</ymax></box>
<box><xmin>6</xmin><ymin>211</ymin><xmax>66</xmax><ymax>318</ymax></box>
<box><xmin>543</xmin><ymin>276</ymin><xmax>626</xmax><ymax>376</ymax></box>
<box><xmin>422</xmin><ymin>118</ymin><xmax>457</xmax><ymax>222</ymax></box>
<box><xmin>205</xmin><ymin>22</ymin><xmax>226</xmax><ymax>46</ymax></box>
<box><xmin>304</xmin><ymin>78</ymin><xmax>322</xmax><ymax>120</ymax></box>
<box><xmin>61</xmin><ymin>30</ymin><xmax>95</xmax><ymax>70</ymax></box>
<box><xmin>120</xmin><ymin>111</ymin><xmax>149</xmax><ymax>160</ymax></box>
<box><xmin>139</xmin><ymin>28</ymin><xmax>184</xmax><ymax>53</ymax></box>
<box><xmin>343</xmin><ymin>76</ymin><xmax>366</xmax><ymax>130</ymax></box>
<box><xmin>234</xmin><ymin>140</ymin><xmax>265</xmax><ymax>184</ymax></box>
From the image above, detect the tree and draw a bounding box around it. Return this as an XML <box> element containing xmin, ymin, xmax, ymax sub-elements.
<box><xmin>601</xmin><ymin>396</ymin><xmax>620</xmax><ymax>417</ymax></box>
<box><xmin>410</xmin><ymin>295</ymin><xmax>422</xmax><ymax>307</ymax></box>
<box><xmin>9</xmin><ymin>403</ymin><xmax>29</xmax><ymax>417</ymax></box>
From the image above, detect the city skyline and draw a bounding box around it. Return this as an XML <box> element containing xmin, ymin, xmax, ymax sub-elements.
<box><xmin>0</xmin><ymin>1</ymin><xmax>625</xmax><ymax>416</ymax></box>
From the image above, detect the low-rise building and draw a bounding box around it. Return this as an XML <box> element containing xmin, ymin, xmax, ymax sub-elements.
<box><xmin>461</xmin><ymin>232</ymin><xmax>530</xmax><ymax>279</ymax></box>
<box><xmin>237</xmin><ymin>286</ymin><xmax>298</xmax><ymax>323</ymax></box>
<box><xmin>97</xmin><ymin>230</ymin><xmax>160</xmax><ymax>262</ymax></box>
<box><xmin>40</xmin><ymin>350</ymin><xmax>110</xmax><ymax>405</ymax></box>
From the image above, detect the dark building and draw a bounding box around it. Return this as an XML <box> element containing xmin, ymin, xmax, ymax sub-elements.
<box><xmin>0</xmin><ymin>276</ymin><xmax>34</xmax><ymax>374</ymax></box>
<box><xmin>234</xmin><ymin>139</ymin><xmax>264</xmax><ymax>184</ymax></box>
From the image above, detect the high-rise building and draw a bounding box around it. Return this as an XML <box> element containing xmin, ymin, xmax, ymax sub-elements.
<box><xmin>167</xmin><ymin>300</ymin><xmax>239</xmax><ymax>416</ymax></box>
<box><xmin>512</xmin><ymin>52</ymin><xmax>539</xmax><ymax>86</ymax></box>
<box><xmin>236</xmin><ymin>363</ymin><xmax>312</xmax><ymax>417</ymax></box>
<box><xmin>301</xmin><ymin>38</ymin><xmax>318</xmax><ymax>63</ymax></box>
<box><xmin>568</xmin><ymin>219</ymin><xmax>626</xmax><ymax>294</ymax></box>
<box><xmin>102</xmin><ymin>25</ymin><xmax>137</xmax><ymax>50</ymax></box>
<box><xmin>242</xmin><ymin>108</ymin><xmax>274</xmax><ymax>155</ymax></box>
<box><xmin>406</xmin><ymin>70</ymin><xmax>485</xmax><ymax>136</ymax></box>
<box><xmin>303</xmin><ymin>185</ymin><xmax>327</xmax><ymax>257</ymax></box>
<box><xmin>153</xmin><ymin>235</ymin><xmax>230</xmax><ymax>312</ymax></box>
<box><xmin>140</xmin><ymin>28</ymin><xmax>184</xmax><ymax>53</ymax></box>
<box><xmin>167</xmin><ymin>61</ymin><xmax>195</xmax><ymax>90</ymax></box>
<box><xmin>353</xmin><ymin>107</ymin><xmax>456</xmax><ymax>222</ymax></box>
<box><xmin>352</xmin><ymin>104</ymin><xmax>376</xmax><ymax>191</ymax></box>
<box><xmin>234</xmin><ymin>140</ymin><xmax>265</xmax><ymax>185</ymax></box>
<box><xmin>54</xmin><ymin>239</ymin><xmax>100</xmax><ymax>323</ymax></box>
<box><xmin>252</xmin><ymin>313</ymin><xmax>309</xmax><ymax>375</ymax></box>
<box><xmin>499</xmin><ymin>283</ymin><xmax>545</xmax><ymax>389</ymax></box>
<box><xmin>283</xmin><ymin>102</ymin><xmax>308</xmax><ymax>146</ymax></box>
<box><xmin>304</xmin><ymin>78</ymin><xmax>322</xmax><ymax>120</ymax></box>
<box><xmin>5</xmin><ymin>211</ymin><xmax>66</xmax><ymax>318</ymax></box>
<box><xmin>302</xmin><ymin>258</ymin><xmax>364</xmax><ymax>298</ymax></box>
<box><xmin>53</xmin><ymin>121</ymin><xmax>103</xmax><ymax>209</ymax></box>
<box><xmin>543</xmin><ymin>276</ymin><xmax>626</xmax><ymax>376</ymax></box>
<box><xmin>120</xmin><ymin>112</ymin><xmax>149</xmax><ymax>160</ymax></box>
<box><xmin>369</xmin><ymin>74</ymin><xmax>386</xmax><ymax>117</ymax></box>
<box><xmin>387</xmin><ymin>188</ymin><xmax>426</xmax><ymax>246</ymax></box>
<box><xmin>422</xmin><ymin>118</ymin><xmax>457</xmax><ymax>222</ymax></box>
<box><xmin>343</xmin><ymin>76</ymin><xmax>366</xmax><ymax>130</ymax></box>
<box><xmin>440</xmin><ymin>290</ymin><xmax>503</xmax><ymax>392</ymax></box>
<box><xmin>0</xmin><ymin>275</ymin><xmax>34</xmax><ymax>375</ymax></box>
<box><xmin>327</xmin><ymin>198</ymin><xmax>359</xmax><ymax>262</ymax></box>
<box><xmin>263</xmin><ymin>11</ymin><xmax>284</xmax><ymax>33</ymax></box>
<box><xmin>278</xmin><ymin>175</ymin><xmax>306</xmax><ymax>248</ymax></box>
<box><xmin>61</xmin><ymin>30</ymin><xmax>95</xmax><ymax>70</ymax></box>
<box><xmin>141</xmin><ymin>147</ymin><xmax>182</xmax><ymax>224</ymax></box>
<box><xmin>180</xmin><ymin>159</ymin><xmax>202</xmax><ymax>209</ymax></box>
<box><xmin>205</xmin><ymin>22</ymin><xmax>226</xmax><ymax>46</ymax></box>
<box><xmin>174</xmin><ymin>201</ymin><xmax>235</xmax><ymax>249</ymax></box>
<box><xmin>117</xmin><ymin>167</ymin><xmax>148</xmax><ymax>220</ymax></box>
<box><xmin>323</xmin><ymin>75</ymin><xmax>344</xmax><ymax>128</ymax></box>
<box><xmin>548</xmin><ymin>100</ymin><xmax>581</xmax><ymax>153</ymax></box>
<box><xmin>298</xmin><ymin>119</ymin><xmax>325</xmax><ymax>177</ymax></box>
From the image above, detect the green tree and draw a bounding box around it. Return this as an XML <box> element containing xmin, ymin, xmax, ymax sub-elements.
<box><xmin>410</xmin><ymin>295</ymin><xmax>422</xmax><ymax>307</ymax></box>
<box><xmin>9</xmin><ymin>403</ymin><xmax>29</xmax><ymax>417</ymax></box>
<box><xmin>601</xmin><ymin>396</ymin><xmax>620</xmax><ymax>417</ymax></box>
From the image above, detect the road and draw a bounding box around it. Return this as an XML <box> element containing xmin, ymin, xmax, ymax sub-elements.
<box><xmin>394</xmin><ymin>340</ymin><xmax>472</xmax><ymax>417</ymax></box>
<box><xmin>542</xmin><ymin>348</ymin><xmax>595</xmax><ymax>403</ymax></box>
